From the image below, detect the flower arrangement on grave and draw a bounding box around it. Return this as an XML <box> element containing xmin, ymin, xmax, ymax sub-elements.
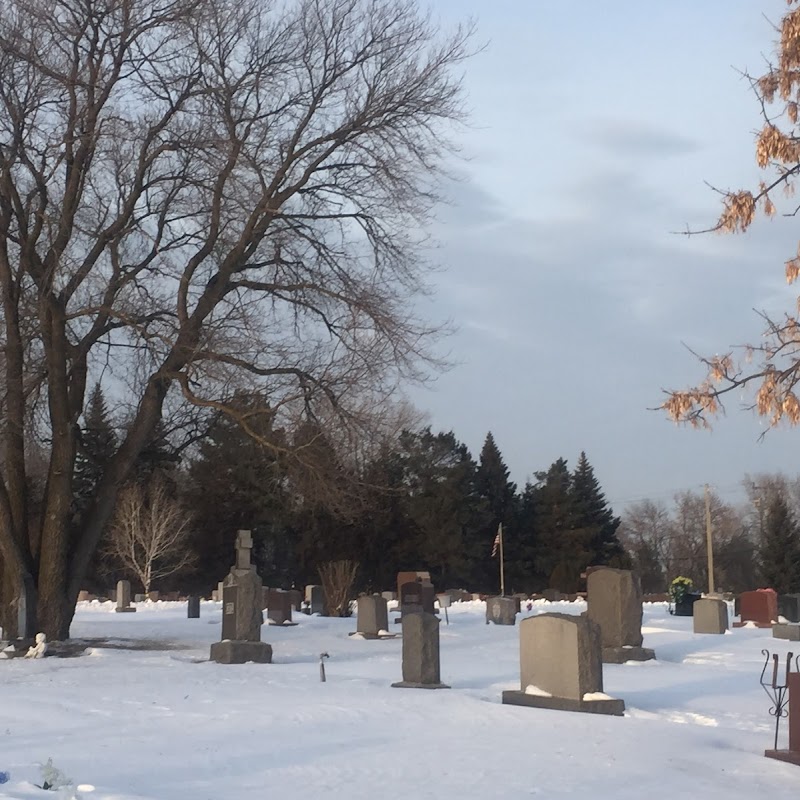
<box><xmin>669</xmin><ymin>576</ymin><xmax>693</xmax><ymax>606</ymax></box>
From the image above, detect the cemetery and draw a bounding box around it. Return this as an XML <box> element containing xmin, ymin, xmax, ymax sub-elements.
<box><xmin>0</xmin><ymin>579</ymin><xmax>799</xmax><ymax>798</ymax></box>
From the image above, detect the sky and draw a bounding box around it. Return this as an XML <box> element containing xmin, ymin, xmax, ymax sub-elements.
<box><xmin>407</xmin><ymin>0</ymin><xmax>800</xmax><ymax>511</ymax></box>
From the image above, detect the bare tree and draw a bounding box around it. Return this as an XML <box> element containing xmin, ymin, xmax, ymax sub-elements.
<box><xmin>663</xmin><ymin>3</ymin><xmax>800</xmax><ymax>428</ymax></box>
<box><xmin>0</xmin><ymin>0</ymin><xmax>473</xmax><ymax>637</ymax></box>
<box><xmin>104</xmin><ymin>480</ymin><xmax>195</xmax><ymax>594</ymax></box>
<box><xmin>319</xmin><ymin>559</ymin><xmax>358</xmax><ymax>617</ymax></box>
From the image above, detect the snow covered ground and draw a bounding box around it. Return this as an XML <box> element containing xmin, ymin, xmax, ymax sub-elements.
<box><xmin>0</xmin><ymin>598</ymin><xmax>798</xmax><ymax>799</ymax></box>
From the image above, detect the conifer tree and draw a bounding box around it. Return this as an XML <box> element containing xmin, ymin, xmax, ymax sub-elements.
<box><xmin>570</xmin><ymin>452</ymin><xmax>626</xmax><ymax>567</ymax></box>
<box><xmin>760</xmin><ymin>492</ymin><xmax>800</xmax><ymax>594</ymax></box>
<box><xmin>475</xmin><ymin>432</ymin><xmax>517</xmax><ymax>593</ymax></box>
<box><xmin>73</xmin><ymin>384</ymin><xmax>118</xmax><ymax>524</ymax></box>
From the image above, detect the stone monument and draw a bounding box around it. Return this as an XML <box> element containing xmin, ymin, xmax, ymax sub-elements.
<box><xmin>114</xmin><ymin>580</ymin><xmax>136</xmax><ymax>613</ymax></box>
<box><xmin>391</xmin><ymin>612</ymin><xmax>449</xmax><ymax>689</ymax></box>
<box><xmin>502</xmin><ymin>613</ymin><xmax>625</xmax><ymax>716</ymax></box>
<box><xmin>210</xmin><ymin>529</ymin><xmax>272</xmax><ymax>664</ymax></box>
<box><xmin>586</xmin><ymin>567</ymin><xmax>655</xmax><ymax>663</ymax></box>
<box><xmin>692</xmin><ymin>597</ymin><xmax>728</xmax><ymax>634</ymax></box>
<box><xmin>485</xmin><ymin>596</ymin><xmax>517</xmax><ymax>625</ymax></box>
<box><xmin>354</xmin><ymin>594</ymin><xmax>394</xmax><ymax>638</ymax></box>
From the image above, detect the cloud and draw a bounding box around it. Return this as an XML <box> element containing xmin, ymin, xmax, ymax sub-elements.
<box><xmin>589</xmin><ymin>119</ymin><xmax>701</xmax><ymax>159</ymax></box>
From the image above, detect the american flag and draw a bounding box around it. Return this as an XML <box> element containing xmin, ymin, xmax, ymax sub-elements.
<box><xmin>491</xmin><ymin>524</ymin><xmax>502</xmax><ymax>558</ymax></box>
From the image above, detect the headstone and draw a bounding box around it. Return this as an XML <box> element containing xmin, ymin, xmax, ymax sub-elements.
<box><xmin>396</xmin><ymin>571</ymin><xmax>431</xmax><ymax>601</ymax></box>
<box><xmin>305</xmin><ymin>585</ymin><xmax>324</xmax><ymax>615</ymax></box>
<box><xmin>287</xmin><ymin>589</ymin><xmax>303</xmax><ymax>612</ymax></box>
<box><xmin>734</xmin><ymin>589</ymin><xmax>778</xmax><ymax>628</ymax></box>
<box><xmin>77</xmin><ymin>590</ymin><xmax>90</xmax><ymax>602</ymax></box>
<box><xmin>502</xmin><ymin>613</ymin><xmax>624</xmax><ymax>716</ymax></box>
<box><xmin>420</xmin><ymin>581</ymin><xmax>436</xmax><ymax>614</ymax></box>
<box><xmin>134</xmin><ymin>593</ymin><xmax>146</xmax><ymax>602</ymax></box>
<box><xmin>381</xmin><ymin>591</ymin><xmax>397</xmax><ymax>603</ymax></box>
<box><xmin>400</xmin><ymin>581</ymin><xmax>424</xmax><ymax>616</ymax></box>
<box><xmin>220</xmin><ymin>575</ymin><xmax>263</xmax><ymax>641</ymax></box>
<box><xmin>586</xmin><ymin>567</ymin><xmax>655</xmax><ymax>663</ymax></box>
<box><xmin>187</xmin><ymin>596</ymin><xmax>200</xmax><ymax>619</ymax></box>
<box><xmin>147</xmin><ymin>591</ymin><xmax>160</xmax><ymax>602</ymax></box>
<box><xmin>234</xmin><ymin>529</ymin><xmax>254</xmax><ymax>573</ymax></box>
<box><xmin>114</xmin><ymin>580</ymin><xmax>136</xmax><ymax>613</ymax></box>
<box><xmin>773</xmin><ymin>623</ymin><xmax>800</xmax><ymax>641</ymax></box>
<box><xmin>693</xmin><ymin>597</ymin><xmax>728</xmax><ymax>634</ymax></box>
<box><xmin>543</xmin><ymin>589</ymin><xmax>562</xmax><ymax>602</ymax></box>
<box><xmin>217</xmin><ymin>581</ymin><xmax>225</xmax><ymax>602</ymax></box>
<box><xmin>391</xmin><ymin>612</ymin><xmax>449</xmax><ymax>689</ymax></box>
<box><xmin>355</xmin><ymin>594</ymin><xmax>390</xmax><ymax>638</ymax></box>
<box><xmin>107</xmin><ymin>589</ymin><xmax>116</xmax><ymax>603</ymax></box>
<box><xmin>486</xmin><ymin>596</ymin><xmax>517</xmax><ymax>625</ymax></box>
<box><xmin>673</xmin><ymin>592</ymin><xmax>702</xmax><ymax>617</ymax></box>
<box><xmin>779</xmin><ymin>594</ymin><xmax>800</xmax><ymax>623</ymax></box>
<box><xmin>267</xmin><ymin>589</ymin><xmax>294</xmax><ymax>625</ymax></box>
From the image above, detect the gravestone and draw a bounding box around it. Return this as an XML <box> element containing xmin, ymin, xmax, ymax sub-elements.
<box><xmin>134</xmin><ymin>593</ymin><xmax>146</xmax><ymax>603</ymax></box>
<box><xmin>305</xmin><ymin>584</ymin><xmax>324</xmax><ymax>615</ymax></box>
<box><xmin>693</xmin><ymin>597</ymin><xmax>728</xmax><ymax>634</ymax></box>
<box><xmin>187</xmin><ymin>596</ymin><xmax>200</xmax><ymax>619</ymax></box>
<box><xmin>287</xmin><ymin>589</ymin><xmax>303</xmax><ymax>612</ymax></box>
<box><xmin>420</xmin><ymin>581</ymin><xmax>436</xmax><ymax>614</ymax></box>
<box><xmin>396</xmin><ymin>571</ymin><xmax>431</xmax><ymax>601</ymax></box>
<box><xmin>210</xmin><ymin>529</ymin><xmax>272</xmax><ymax>664</ymax></box>
<box><xmin>586</xmin><ymin>567</ymin><xmax>655</xmax><ymax>663</ymax></box>
<box><xmin>779</xmin><ymin>594</ymin><xmax>800</xmax><ymax>623</ymax></box>
<box><xmin>114</xmin><ymin>580</ymin><xmax>136</xmax><ymax>613</ymax></box>
<box><xmin>486</xmin><ymin>596</ymin><xmax>517</xmax><ymax>626</ymax></box>
<box><xmin>400</xmin><ymin>581</ymin><xmax>424</xmax><ymax>615</ymax></box>
<box><xmin>148</xmin><ymin>591</ymin><xmax>160</xmax><ymax>602</ymax></box>
<box><xmin>543</xmin><ymin>589</ymin><xmax>562</xmax><ymax>602</ymax></box>
<box><xmin>355</xmin><ymin>594</ymin><xmax>392</xmax><ymax>638</ymax></box>
<box><xmin>391</xmin><ymin>612</ymin><xmax>449</xmax><ymax>689</ymax></box>
<box><xmin>381</xmin><ymin>591</ymin><xmax>397</xmax><ymax>603</ymax></box>
<box><xmin>673</xmin><ymin>592</ymin><xmax>702</xmax><ymax>617</ymax></box>
<box><xmin>773</xmin><ymin>623</ymin><xmax>800</xmax><ymax>641</ymax></box>
<box><xmin>107</xmin><ymin>589</ymin><xmax>117</xmax><ymax>603</ymax></box>
<box><xmin>267</xmin><ymin>589</ymin><xmax>295</xmax><ymax>625</ymax></box>
<box><xmin>502</xmin><ymin>613</ymin><xmax>624</xmax><ymax>716</ymax></box>
<box><xmin>217</xmin><ymin>581</ymin><xmax>225</xmax><ymax>602</ymax></box>
<box><xmin>734</xmin><ymin>589</ymin><xmax>778</xmax><ymax>628</ymax></box>
<box><xmin>77</xmin><ymin>590</ymin><xmax>90</xmax><ymax>602</ymax></box>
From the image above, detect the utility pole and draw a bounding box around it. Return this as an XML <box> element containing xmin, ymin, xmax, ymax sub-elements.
<box><xmin>705</xmin><ymin>483</ymin><xmax>715</xmax><ymax>595</ymax></box>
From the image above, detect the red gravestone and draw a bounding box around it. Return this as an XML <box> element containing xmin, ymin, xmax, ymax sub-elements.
<box><xmin>734</xmin><ymin>589</ymin><xmax>778</xmax><ymax>628</ymax></box>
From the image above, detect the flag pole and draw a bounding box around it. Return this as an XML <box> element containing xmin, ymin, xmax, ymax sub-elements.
<box><xmin>499</xmin><ymin>523</ymin><xmax>505</xmax><ymax>597</ymax></box>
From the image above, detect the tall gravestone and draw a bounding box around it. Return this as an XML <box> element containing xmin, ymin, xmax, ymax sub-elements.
<box><xmin>400</xmin><ymin>581</ymin><xmax>424</xmax><ymax>615</ymax></box>
<box><xmin>355</xmin><ymin>594</ymin><xmax>391</xmax><ymax>638</ymax></box>
<box><xmin>210</xmin><ymin>530</ymin><xmax>272</xmax><ymax>664</ymax></box>
<box><xmin>391</xmin><ymin>612</ymin><xmax>449</xmax><ymax>689</ymax></box>
<box><xmin>486</xmin><ymin>596</ymin><xmax>517</xmax><ymax>625</ymax></box>
<box><xmin>114</xmin><ymin>580</ymin><xmax>136</xmax><ymax>613</ymax></box>
<box><xmin>586</xmin><ymin>567</ymin><xmax>655</xmax><ymax>663</ymax></box>
<box><xmin>502</xmin><ymin>613</ymin><xmax>624</xmax><ymax>716</ymax></box>
<box><xmin>187</xmin><ymin>595</ymin><xmax>201</xmax><ymax>619</ymax></box>
<box><xmin>305</xmin><ymin>585</ymin><xmax>324</xmax><ymax>615</ymax></box>
<box><xmin>779</xmin><ymin>594</ymin><xmax>800</xmax><ymax>624</ymax></box>
<box><xmin>396</xmin><ymin>571</ymin><xmax>431</xmax><ymax>601</ymax></box>
<box><xmin>693</xmin><ymin>597</ymin><xmax>728</xmax><ymax>634</ymax></box>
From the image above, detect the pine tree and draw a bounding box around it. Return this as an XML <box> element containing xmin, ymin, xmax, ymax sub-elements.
<box><xmin>474</xmin><ymin>432</ymin><xmax>517</xmax><ymax>593</ymax></box>
<box><xmin>570</xmin><ymin>452</ymin><xmax>626</xmax><ymax>567</ymax></box>
<box><xmin>73</xmin><ymin>384</ymin><xmax>118</xmax><ymax>523</ymax></box>
<box><xmin>760</xmin><ymin>492</ymin><xmax>800</xmax><ymax>594</ymax></box>
<box><xmin>511</xmin><ymin>481</ymin><xmax>542</xmax><ymax>593</ymax></box>
<box><xmin>533</xmin><ymin>458</ymin><xmax>581</xmax><ymax>590</ymax></box>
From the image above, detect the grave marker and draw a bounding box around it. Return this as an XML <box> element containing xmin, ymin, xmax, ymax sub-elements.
<box><xmin>391</xmin><ymin>612</ymin><xmax>449</xmax><ymax>689</ymax></box>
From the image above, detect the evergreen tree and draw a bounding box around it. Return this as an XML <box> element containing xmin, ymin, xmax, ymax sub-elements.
<box><xmin>570</xmin><ymin>452</ymin><xmax>626</xmax><ymax>567</ymax></box>
<box><xmin>533</xmin><ymin>458</ymin><xmax>580</xmax><ymax>590</ymax></box>
<box><xmin>475</xmin><ymin>432</ymin><xmax>517</xmax><ymax>593</ymax></box>
<box><xmin>73</xmin><ymin>383</ymin><xmax>118</xmax><ymax>518</ymax></box>
<box><xmin>130</xmin><ymin>419</ymin><xmax>181</xmax><ymax>486</ymax></box>
<box><xmin>398</xmin><ymin>428</ymin><xmax>489</xmax><ymax>590</ymax></box>
<box><xmin>760</xmin><ymin>492</ymin><xmax>800</xmax><ymax>594</ymax></box>
<box><xmin>511</xmin><ymin>481</ymin><xmax>543</xmax><ymax>593</ymax></box>
<box><xmin>187</xmin><ymin>402</ymin><xmax>293</xmax><ymax>591</ymax></box>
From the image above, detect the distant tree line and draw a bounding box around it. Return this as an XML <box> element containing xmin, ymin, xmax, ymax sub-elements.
<box><xmin>620</xmin><ymin>475</ymin><xmax>800</xmax><ymax>595</ymax></box>
<box><xmin>76</xmin><ymin>385</ymin><xmax>629</xmax><ymax>595</ymax></box>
